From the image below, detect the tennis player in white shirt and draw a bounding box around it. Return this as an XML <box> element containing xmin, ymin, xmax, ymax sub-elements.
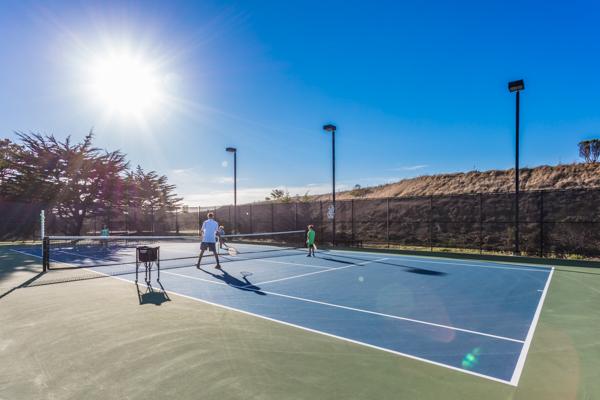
<box><xmin>196</xmin><ymin>212</ymin><xmax>222</xmax><ymax>269</ymax></box>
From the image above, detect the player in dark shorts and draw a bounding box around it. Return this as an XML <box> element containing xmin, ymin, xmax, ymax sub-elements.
<box><xmin>217</xmin><ymin>225</ymin><xmax>229</xmax><ymax>250</ymax></box>
<box><xmin>196</xmin><ymin>212</ymin><xmax>221</xmax><ymax>269</ymax></box>
<box><xmin>306</xmin><ymin>225</ymin><xmax>316</xmax><ymax>257</ymax></box>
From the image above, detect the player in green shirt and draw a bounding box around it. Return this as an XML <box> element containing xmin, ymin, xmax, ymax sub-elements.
<box><xmin>100</xmin><ymin>225</ymin><xmax>109</xmax><ymax>249</ymax></box>
<box><xmin>306</xmin><ymin>225</ymin><xmax>316</xmax><ymax>257</ymax></box>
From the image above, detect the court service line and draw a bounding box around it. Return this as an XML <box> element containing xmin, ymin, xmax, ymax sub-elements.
<box><xmin>161</xmin><ymin>268</ymin><xmax>524</xmax><ymax>344</ymax></box>
<box><xmin>510</xmin><ymin>267</ymin><xmax>555</xmax><ymax>385</ymax></box>
<box><xmin>233</xmin><ymin>256</ymin><xmax>332</xmax><ymax>270</ymax></box>
<box><xmin>251</xmin><ymin>257</ymin><xmax>388</xmax><ymax>286</ymax></box>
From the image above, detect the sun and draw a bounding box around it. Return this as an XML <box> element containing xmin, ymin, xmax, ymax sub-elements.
<box><xmin>89</xmin><ymin>51</ymin><xmax>163</xmax><ymax>117</ymax></box>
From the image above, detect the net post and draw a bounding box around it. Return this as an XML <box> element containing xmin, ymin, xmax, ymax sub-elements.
<box><xmin>40</xmin><ymin>209</ymin><xmax>45</xmax><ymax>240</ymax></box>
<box><xmin>42</xmin><ymin>236</ymin><xmax>49</xmax><ymax>271</ymax></box>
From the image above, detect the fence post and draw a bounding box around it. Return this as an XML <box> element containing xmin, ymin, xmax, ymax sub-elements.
<box><xmin>319</xmin><ymin>201</ymin><xmax>324</xmax><ymax>244</ymax></box>
<box><xmin>479</xmin><ymin>193</ymin><xmax>483</xmax><ymax>254</ymax></box>
<box><xmin>351</xmin><ymin>199</ymin><xmax>355</xmax><ymax>242</ymax></box>
<box><xmin>539</xmin><ymin>190</ymin><xmax>544</xmax><ymax>257</ymax></box>
<box><xmin>429</xmin><ymin>196</ymin><xmax>433</xmax><ymax>252</ymax></box>
<box><xmin>271</xmin><ymin>203</ymin><xmax>274</xmax><ymax>232</ymax></box>
<box><xmin>198</xmin><ymin>205</ymin><xmax>202</xmax><ymax>236</ymax></box>
<box><xmin>294</xmin><ymin>202</ymin><xmax>298</xmax><ymax>230</ymax></box>
<box><xmin>386</xmin><ymin>198</ymin><xmax>390</xmax><ymax>248</ymax></box>
<box><xmin>250</xmin><ymin>204</ymin><xmax>253</xmax><ymax>233</ymax></box>
<box><xmin>151</xmin><ymin>209</ymin><xmax>155</xmax><ymax>233</ymax></box>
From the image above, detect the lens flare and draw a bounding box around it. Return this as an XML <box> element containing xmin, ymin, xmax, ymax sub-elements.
<box><xmin>461</xmin><ymin>347</ymin><xmax>482</xmax><ymax>369</ymax></box>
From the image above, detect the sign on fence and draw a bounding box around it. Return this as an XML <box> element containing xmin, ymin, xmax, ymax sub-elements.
<box><xmin>327</xmin><ymin>204</ymin><xmax>335</xmax><ymax>220</ymax></box>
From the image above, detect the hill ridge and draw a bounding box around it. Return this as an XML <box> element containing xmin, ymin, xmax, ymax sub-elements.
<box><xmin>307</xmin><ymin>163</ymin><xmax>600</xmax><ymax>201</ymax></box>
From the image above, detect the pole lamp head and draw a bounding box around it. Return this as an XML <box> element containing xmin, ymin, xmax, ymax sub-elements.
<box><xmin>225</xmin><ymin>147</ymin><xmax>237</xmax><ymax>153</ymax></box>
<box><xmin>323</xmin><ymin>124</ymin><xmax>337</xmax><ymax>133</ymax></box>
<box><xmin>508</xmin><ymin>80</ymin><xmax>525</xmax><ymax>93</ymax></box>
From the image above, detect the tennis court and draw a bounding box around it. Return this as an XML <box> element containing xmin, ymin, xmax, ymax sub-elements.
<box><xmin>12</xmin><ymin>235</ymin><xmax>553</xmax><ymax>386</ymax></box>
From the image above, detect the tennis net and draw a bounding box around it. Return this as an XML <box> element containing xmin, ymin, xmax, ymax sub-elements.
<box><xmin>41</xmin><ymin>230</ymin><xmax>306</xmax><ymax>278</ymax></box>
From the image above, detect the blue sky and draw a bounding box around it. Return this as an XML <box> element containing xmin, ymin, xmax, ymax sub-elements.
<box><xmin>1</xmin><ymin>0</ymin><xmax>599</xmax><ymax>205</ymax></box>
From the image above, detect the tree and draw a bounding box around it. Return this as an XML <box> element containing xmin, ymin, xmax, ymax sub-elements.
<box><xmin>1</xmin><ymin>131</ymin><xmax>183</xmax><ymax>236</ymax></box>
<box><xmin>350</xmin><ymin>184</ymin><xmax>372</xmax><ymax>197</ymax></box>
<box><xmin>280</xmin><ymin>191</ymin><xmax>292</xmax><ymax>203</ymax></box>
<box><xmin>269</xmin><ymin>189</ymin><xmax>285</xmax><ymax>200</ymax></box>
<box><xmin>265</xmin><ymin>189</ymin><xmax>292</xmax><ymax>202</ymax></box>
<box><xmin>592</xmin><ymin>140</ymin><xmax>600</xmax><ymax>163</ymax></box>
<box><xmin>0</xmin><ymin>138</ymin><xmax>23</xmax><ymax>197</ymax></box>
<box><xmin>125</xmin><ymin>166</ymin><xmax>182</xmax><ymax>232</ymax></box>
<box><xmin>300</xmin><ymin>191</ymin><xmax>311</xmax><ymax>202</ymax></box>
<box><xmin>6</xmin><ymin>132</ymin><xmax>132</xmax><ymax>234</ymax></box>
<box><xmin>579</xmin><ymin>139</ymin><xmax>600</xmax><ymax>163</ymax></box>
<box><xmin>294</xmin><ymin>191</ymin><xmax>311</xmax><ymax>203</ymax></box>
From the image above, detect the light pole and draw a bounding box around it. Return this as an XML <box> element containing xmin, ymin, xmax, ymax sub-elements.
<box><xmin>226</xmin><ymin>147</ymin><xmax>237</xmax><ymax>233</ymax></box>
<box><xmin>508</xmin><ymin>79</ymin><xmax>524</xmax><ymax>255</ymax></box>
<box><xmin>323</xmin><ymin>124</ymin><xmax>337</xmax><ymax>246</ymax></box>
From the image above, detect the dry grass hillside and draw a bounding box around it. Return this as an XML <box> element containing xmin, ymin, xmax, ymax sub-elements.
<box><xmin>310</xmin><ymin>163</ymin><xmax>600</xmax><ymax>201</ymax></box>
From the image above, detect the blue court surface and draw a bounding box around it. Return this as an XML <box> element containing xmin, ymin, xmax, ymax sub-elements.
<box><xmin>19</xmin><ymin>242</ymin><xmax>553</xmax><ymax>386</ymax></box>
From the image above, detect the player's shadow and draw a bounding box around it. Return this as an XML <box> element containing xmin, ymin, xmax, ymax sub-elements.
<box><xmin>199</xmin><ymin>267</ymin><xmax>266</xmax><ymax>295</ymax></box>
<box><xmin>317</xmin><ymin>256</ymin><xmax>446</xmax><ymax>276</ymax></box>
<box><xmin>136</xmin><ymin>281</ymin><xmax>171</xmax><ymax>305</ymax></box>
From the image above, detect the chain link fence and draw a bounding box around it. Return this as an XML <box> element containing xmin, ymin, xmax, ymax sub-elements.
<box><xmin>2</xmin><ymin>188</ymin><xmax>599</xmax><ymax>258</ymax></box>
<box><xmin>208</xmin><ymin>189</ymin><xmax>600</xmax><ymax>258</ymax></box>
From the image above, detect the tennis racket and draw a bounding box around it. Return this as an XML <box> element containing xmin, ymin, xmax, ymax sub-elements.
<box><xmin>240</xmin><ymin>271</ymin><xmax>253</xmax><ymax>278</ymax></box>
<box><xmin>228</xmin><ymin>246</ymin><xmax>238</xmax><ymax>256</ymax></box>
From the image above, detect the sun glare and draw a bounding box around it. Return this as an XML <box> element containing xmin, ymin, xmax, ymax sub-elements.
<box><xmin>89</xmin><ymin>52</ymin><xmax>163</xmax><ymax>117</ymax></box>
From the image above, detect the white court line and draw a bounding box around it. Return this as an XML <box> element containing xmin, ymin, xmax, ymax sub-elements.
<box><xmin>12</xmin><ymin>247</ymin><xmax>532</xmax><ymax>385</ymax></box>
<box><xmin>327</xmin><ymin>249</ymin><xmax>551</xmax><ymax>273</ymax></box>
<box><xmin>233</xmin><ymin>256</ymin><xmax>332</xmax><ymax>270</ymax></box>
<box><xmin>10</xmin><ymin>248</ymin><xmax>40</xmax><ymax>257</ymax></box>
<box><xmin>251</xmin><ymin>258</ymin><xmax>388</xmax><ymax>286</ymax></box>
<box><xmin>510</xmin><ymin>267</ymin><xmax>555</xmax><ymax>385</ymax></box>
<box><xmin>162</xmin><ymin>268</ymin><xmax>524</xmax><ymax>344</ymax></box>
<box><xmin>134</xmin><ymin>273</ymin><xmax>515</xmax><ymax>386</ymax></box>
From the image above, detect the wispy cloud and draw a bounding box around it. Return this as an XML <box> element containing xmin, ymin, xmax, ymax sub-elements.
<box><xmin>389</xmin><ymin>164</ymin><xmax>428</xmax><ymax>172</ymax></box>
<box><xmin>180</xmin><ymin>183</ymin><xmax>348</xmax><ymax>206</ymax></box>
<box><xmin>214</xmin><ymin>176</ymin><xmax>234</xmax><ymax>184</ymax></box>
<box><xmin>172</xmin><ymin>167</ymin><xmax>196</xmax><ymax>174</ymax></box>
